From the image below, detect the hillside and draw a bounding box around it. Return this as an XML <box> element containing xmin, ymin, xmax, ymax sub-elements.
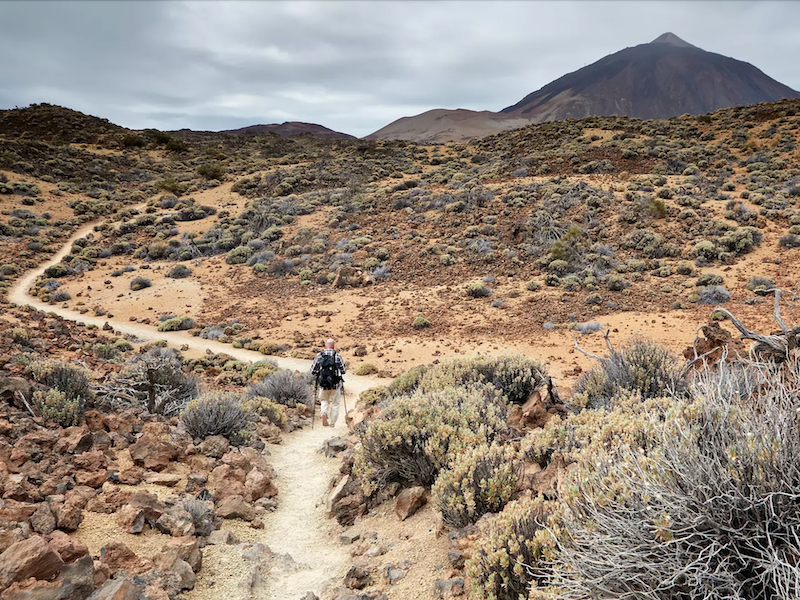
<box><xmin>368</xmin><ymin>32</ymin><xmax>800</xmax><ymax>142</ymax></box>
<box><xmin>1</xmin><ymin>97</ymin><xmax>800</xmax><ymax>600</ymax></box>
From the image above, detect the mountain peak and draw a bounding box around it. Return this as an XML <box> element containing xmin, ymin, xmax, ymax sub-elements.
<box><xmin>651</xmin><ymin>32</ymin><xmax>696</xmax><ymax>48</ymax></box>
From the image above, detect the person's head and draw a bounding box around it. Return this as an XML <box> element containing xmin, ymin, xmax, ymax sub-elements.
<box><xmin>325</xmin><ymin>338</ymin><xmax>336</xmax><ymax>350</ymax></box>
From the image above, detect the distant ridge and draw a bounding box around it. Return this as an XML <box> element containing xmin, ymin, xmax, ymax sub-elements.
<box><xmin>223</xmin><ymin>121</ymin><xmax>354</xmax><ymax>139</ymax></box>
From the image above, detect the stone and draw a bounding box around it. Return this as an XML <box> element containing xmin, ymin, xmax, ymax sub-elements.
<box><xmin>0</xmin><ymin>378</ymin><xmax>31</xmax><ymax>405</ymax></box>
<box><xmin>98</xmin><ymin>541</ymin><xmax>152</xmax><ymax>576</ymax></box>
<box><xmin>0</xmin><ymin>528</ymin><xmax>26</xmax><ymax>554</ymax></box>
<box><xmin>48</xmin><ymin>531</ymin><xmax>89</xmax><ymax>564</ymax></box>
<box><xmin>220</xmin><ymin>451</ymin><xmax>251</xmax><ymax>473</ymax></box>
<box><xmin>0</xmin><ymin>555</ymin><xmax>94</xmax><ymax>600</ymax></box>
<box><xmin>128</xmin><ymin>436</ymin><xmax>177</xmax><ymax>473</ymax></box>
<box><xmin>53</xmin><ymin>427</ymin><xmax>94</xmax><ymax>455</ymax></box>
<box><xmin>198</xmin><ymin>436</ymin><xmax>229</xmax><ymax>459</ymax></box>
<box><xmin>301</xmin><ymin>593</ymin><xmax>319</xmax><ymax>600</ymax></box>
<box><xmin>0</xmin><ymin>500</ymin><xmax>37</xmax><ymax>523</ymax></box>
<box><xmin>323</xmin><ymin>437</ymin><xmax>348</xmax><ymax>457</ymax></box>
<box><xmin>434</xmin><ymin>577</ymin><xmax>465</xmax><ymax>598</ymax></box>
<box><xmin>156</xmin><ymin>556</ymin><xmax>195</xmax><ymax>593</ymax></box>
<box><xmin>55</xmin><ymin>501</ymin><xmax>83</xmax><ymax>532</ymax></box>
<box><xmin>216</xmin><ymin>496</ymin><xmax>256</xmax><ymax>521</ymax></box>
<box><xmin>30</xmin><ymin>503</ymin><xmax>57</xmax><ymax>535</ymax></box>
<box><xmin>327</xmin><ymin>475</ymin><xmax>351</xmax><ymax>514</ymax></box>
<box><xmin>157</xmin><ymin>537</ymin><xmax>202</xmax><ymax>573</ymax></box>
<box><xmin>332</xmin><ymin>495</ymin><xmax>365</xmax><ymax>527</ymax></box>
<box><xmin>0</xmin><ymin>535</ymin><xmax>65</xmax><ymax>589</ymax></box>
<box><xmin>85</xmin><ymin>578</ymin><xmax>143</xmax><ymax>600</ymax></box>
<box><xmin>521</xmin><ymin>453</ymin><xmax>565</xmax><ymax>499</ymax></box>
<box><xmin>155</xmin><ymin>508</ymin><xmax>195</xmax><ymax>537</ymax></box>
<box><xmin>75</xmin><ymin>470</ymin><xmax>108</xmax><ymax>489</ymax></box>
<box><xmin>208</xmin><ymin>465</ymin><xmax>247</xmax><ymax>500</ymax></box>
<box><xmin>447</xmin><ymin>550</ymin><xmax>465</xmax><ymax>570</ymax></box>
<box><xmin>245</xmin><ymin>469</ymin><xmax>277</xmax><ymax>502</ymax></box>
<box><xmin>116</xmin><ymin>506</ymin><xmax>146</xmax><ymax>534</ymax></box>
<box><xmin>339</xmin><ymin>530</ymin><xmax>360</xmax><ymax>545</ymax></box>
<box><xmin>383</xmin><ymin>562</ymin><xmax>410</xmax><ymax>585</ymax></box>
<box><xmin>143</xmin><ymin>473</ymin><xmax>181</xmax><ymax>488</ymax></box>
<box><xmin>127</xmin><ymin>492</ymin><xmax>167</xmax><ymax>524</ymax></box>
<box><xmin>116</xmin><ymin>468</ymin><xmax>143</xmax><ymax>486</ymax></box>
<box><xmin>206</xmin><ymin>530</ymin><xmax>239</xmax><ymax>545</ymax></box>
<box><xmin>394</xmin><ymin>487</ymin><xmax>426</xmax><ymax>521</ymax></box>
<box><xmin>344</xmin><ymin>565</ymin><xmax>371</xmax><ymax>589</ymax></box>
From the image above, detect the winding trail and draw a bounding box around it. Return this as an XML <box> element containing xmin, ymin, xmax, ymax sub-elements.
<box><xmin>8</xmin><ymin>221</ymin><xmax>388</xmax><ymax>599</ymax></box>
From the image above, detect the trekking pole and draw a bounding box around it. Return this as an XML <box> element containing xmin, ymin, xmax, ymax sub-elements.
<box><xmin>312</xmin><ymin>379</ymin><xmax>318</xmax><ymax>430</ymax></box>
<box><xmin>341</xmin><ymin>382</ymin><xmax>348</xmax><ymax>416</ymax></box>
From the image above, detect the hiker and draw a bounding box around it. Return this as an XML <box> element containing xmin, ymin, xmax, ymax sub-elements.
<box><xmin>311</xmin><ymin>338</ymin><xmax>347</xmax><ymax>427</ymax></box>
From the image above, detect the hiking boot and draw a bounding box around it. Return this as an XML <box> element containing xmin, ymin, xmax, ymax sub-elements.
<box><xmin>322</xmin><ymin>413</ymin><xmax>329</xmax><ymax>427</ymax></box>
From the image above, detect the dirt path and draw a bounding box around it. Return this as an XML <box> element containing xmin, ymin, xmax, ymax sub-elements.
<box><xmin>8</xmin><ymin>221</ymin><xmax>387</xmax><ymax>599</ymax></box>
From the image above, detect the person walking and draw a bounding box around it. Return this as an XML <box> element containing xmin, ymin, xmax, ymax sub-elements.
<box><xmin>311</xmin><ymin>338</ymin><xmax>346</xmax><ymax>427</ymax></box>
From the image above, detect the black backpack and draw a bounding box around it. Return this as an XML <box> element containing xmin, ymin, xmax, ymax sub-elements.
<box><xmin>317</xmin><ymin>352</ymin><xmax>341</xmax><ymax>389</ymax></box>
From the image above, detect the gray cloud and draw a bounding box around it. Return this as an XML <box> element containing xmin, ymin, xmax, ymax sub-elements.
<box><xmin>1</xmin><ymin>0</ymin><xmax>798</xmax><ymax>137</ymax></box>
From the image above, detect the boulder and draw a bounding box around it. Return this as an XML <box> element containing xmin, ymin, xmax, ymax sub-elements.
<box><xmin>323</xmin><ymin>437</ymin><xmax>348</xmax><ymax>457</ymax></box>
<box><xmin>128</xmin><ymin>436</ymin><xmax>177</xmax><ymax>473</ymax></box>
<box><xmin>85</xmin><ymin>579</ymin><xmax>143</xmax><ymax>600</ymax></box>
<box><xmin>344</xmin><ymin>565</ymin><xmax>371</xmax><ymax>589</ymax></box>
<box><xmin>116</xmin><ymin>468</ymin><xmax>143</xmax><ymax>486</ymax></box>
<box><xmin>327</xmin><ymin>475</ymin><xmax>351</xmax><ymax>514</ymax></box>
<box><xmin>54</xmin><ymin>501</ymin><xmax>83</xmax><ymax>532</ymax></box>
<box><xmin>197</xmin><ymin>436</ymin><xmax>229</xmax><ymax>459</ymax></box>
<box><xmin>245</xmin><ymin>469</ymin><xmax>277</xmax><ymax>502</ymax></box>
<box><xmin>0</xmin><ymin>535</ymin><xmax>65</xmax><ymax>589</ymax></box>
<box><xmin>98</xmin><ymin>541</ymin><xmax>151</xmax><ymax>576</ymax></box>
<box><xmin>0</xmin><ymin>500</ymin><xmax>37</xmax><ymax>523</ymax></box>
<box><xmin>142</xmin><ymin>473</ymin><xmax>181</xmax><ymax>488</ymax></box>
<box><xmin>216</xmin><ymin>496</ymin><xmax>256</xmax><ymax>521</ymax></box>
<box><xmin>53</xmin><ymin>427</ymin><xmax>93</xmax><ymax>455</ymax></box>
<box><xmin>155</xmin><ymin>509</ymin><xmax>195</xmax><ymax>537</ymax></box>
<box><xmin>383</xmin><ymin>561</ymin><xmax>410</xmax><ymax>585</ymax></box>
<box><xmin>0</xmin><ymin>555</ymin><xmax>94</xmax><ymax>600</ymax></box>
<box><xmin>30</xmin><ymin>503</ymin><xmax>57</xmax><ymax>535</ymax></box>
<box><xmin>395</xmin><ymin>487</ymin><xmax>426</xmax><ymax>521</ymax></box>
<box><xmin>47</xmin><ymin>531</ymin><xmax>89</xmax><ymax>564</ymax></box>
<box><xmin>0</xmin><ymin>378</ymin><xmax>31</xmax><ymax>405</ymax></box>
<box><xmin>0</xmin><ymin>528</ymin><xmax>26</xmax><ymax>554</ymax></box>
<box><xmin>220</xmin><ymin>451</ymin><xmax>250</xmax><ymax>473</ymax></box>
<box><xmin>126</xmin><ymin>492</ymin><xmax>167</xmax><ymax>524</ymax></box>
<box><xmin>116</xmin><ymin>506</ymin><xmax>146</xmax><ymax>535</ymax></box>
<box><xmin>156</xmin><ymin>537</ymin><xmax>202</xmax><ymax>573</ymax></box>
<box><xmin>206</xmin><ymin>530</ymin><xmax>239</xmax><ymax>546</ymax></box>
<box><xmin>508</xmin><ymin>391</ymin><xmax>552</xmax><ymax>431</ymax></box>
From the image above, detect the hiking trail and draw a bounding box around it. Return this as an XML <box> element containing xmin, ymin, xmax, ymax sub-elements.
<box><xmin>8</xmin><ymin>220</ymin><xmax>387</xmax><ymax>599</ymax></box>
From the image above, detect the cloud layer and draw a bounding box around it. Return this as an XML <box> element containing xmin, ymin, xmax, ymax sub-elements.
<box><xmin>1</xmin><ymin>1</ymin><xmax>798</xmax><ymax>137</ymax></box>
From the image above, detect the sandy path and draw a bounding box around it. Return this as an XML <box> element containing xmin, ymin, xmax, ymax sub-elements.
<box><xmin>8</xmin><ymin>220</ymin><xmax>387</xmax><ymax>599</ymax></box>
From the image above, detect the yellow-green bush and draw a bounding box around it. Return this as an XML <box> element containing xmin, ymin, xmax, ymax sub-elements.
<box><xmin>465</xmin><ymin>495</ymin><xmax>563</xmax><ymax>600</ymax></box>
<box><xmin>355</xmin><ymin>363</ymin><xmax>378</xmax><ymax>376</ymax></box>
<box><xmin>31</xmin><ymin>389</ymin><xmax>84</xmax><ymax>427</ymax></box>
<box><xmin>387</xmin><ymin>364</ymin><xmax>429</xmax><ymax>397</ymax></box>
<box><xmin>358</xmin><ymin>386</ymin><xmax>390</xmax><ymax>408</ymax></box>
<box><xmin>29</xmin><ymin>359</ymin><xmax>93</xmax><ymax>405</ymax></box>
<box><xmin>433</xmin><ymin>443</ymin><xmax>521</xmax><ymax>528</ymax></box>
<box><xmin>245</xmin><ymin>396</ymin><xmax>288</xmax><ymax>429</ymax></box>
<box><xmin>354</xmin><ymin>384</ymin><xmax>508</xmax><ymax>495</ymax></box>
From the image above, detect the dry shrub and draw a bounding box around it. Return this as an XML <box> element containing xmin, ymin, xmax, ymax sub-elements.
<box><xmin>573</xmin><ymin>338</ymin><xmax>685</xmax><ymax>409</ymax></box>
<box><xmin>465</xmin><ymin>495</ymin><xmax>563</xmax><ymax>600</ymax></box>
<box><xmin>358</xmin><ymin>386</ymin><xmax>390</xmax><ymax>408</ymax></box>
<box><xmin>124</xmin><ymin>347</ymin><xmax>199</xmax><ymax>415</ymax></box>
<box><xmin>556</xmin><ymin>358</ymin><xmax>800</xmax><ymax>600</ymax></box>
<box><xmin>245</xmin><ymin>369</ymin><xmax>311</xmax><ymax>408</ymax></box>
<box><xmin>181</xmin><ymin>392</ymin><xmax>255</xmax><ymax>445</ymax></box>
<box><xmin>354</xmin><ymin>384</ymin><xmax>508</xmax><ymax>495</ymax></box>
<box><xmin>432</xmin><ymin>443</ymin><xmax>521</xmax><ymax>528</ymax></box>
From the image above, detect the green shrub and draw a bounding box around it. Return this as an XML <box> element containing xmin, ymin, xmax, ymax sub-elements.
<box><xmin>226</xmin><ymin>245</ymin><xmax>254</xmax><ymax>265</ymax></box>
<box><xmin>354</xmin><ymin>384</ymin><xmax>508</xmax><ymax>495</ymax></box>
<box><xmin>130</xmin><ymin>276</ymin><xmax>151</xmax><ymax>291</ymax></box>
<box><xmin>44</xmin><ymin>264</ymin><xmax>72</xmax><ymax>278</ymax></box>
<box><xmin>29</xmin><ymin>360</ymin><xmax>93</xmax><ymax>405</ymax></box>
<box><xmin>746</xmin><ymin>275</ymin><xmax>775</xmax><ymax>291</ymax></box>
<box><xmin>241</xmin><ymin>360</ymin><xmax>279</xmax><ymax>382</ymax></box>
<box><xmin>573</xmin><ymin>338</ymin><xmax>686</xmax><ymax>409</ymax></box>
<box><xmin>31</xmin><ymin>389</ymin><xmax>84</xmax><ymax>427</ymax></box>
<box><xmin>526</xmin><ymin>280</ymin><xmax>541</xmax><ymax>292</ymax></box>
<box><xmin>168</xmin><ymin>264</ymin><xmax>192</xmax><ymax>278</ymax></box>
<box><xmin>467</xmin><ymin>281</ymin><xmax>492</xmax><ymax>298</ymax></box>
<box><xmin>181</xmin><ymin>392</ymin><xmax>255</xmax><ymax>444</ymax></box>
<box><xmin>157</xmin><ymin>316</ymin><xmax>197</xmax><ymax>332</ymax></box>
<box><xmin>433</xmin><ymin>444</ymin><xmax>521</xmax><ymax>528</ymax></box>
<box><xmin>465</xmin><ymin>495</ymin><xmax>562</xmax><ymax>600</ymax></box>
<box><xmin>356</xmin><ymin>363</ymin><xmax>379</xmax><ymax>376</ymax></box>
<box><xmin>196</xmin><ymin>163</ymin><xmax>226</xmax><ymax>180</ymax></box>
<box><xmin>413</xmin><ymin>316</ymin><xmax>431</xmax><ymax>329</ymax></box>
<box><xmin>696</xmin><ymin>273</ymin><xmax>723</xmax><ymax>286</ymax></box>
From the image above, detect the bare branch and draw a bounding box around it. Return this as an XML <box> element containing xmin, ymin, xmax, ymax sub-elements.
<box><xmin>573</xmin><ymin>336</ymin><xmax>604</xmax><ymax>363</ymax></box>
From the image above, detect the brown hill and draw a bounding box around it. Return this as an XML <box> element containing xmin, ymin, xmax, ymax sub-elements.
<box><xmin>223</xmin><ymin>121</ymin><xmax>354</xmax><ymax>139</ymax></box>
<box><xmin>501</xmin><ymin>32</ymin><xmax>800</xmax><ymax>121</ymax></box>
<box><xmin>0</xmin><ymin>103</ymin><xmax>125</xmax><ymax>144</ymax></box>
<box><xmin>363</xmin><ymin>108</ymin><xmax>531</xmax><ymax>143</ymax></box>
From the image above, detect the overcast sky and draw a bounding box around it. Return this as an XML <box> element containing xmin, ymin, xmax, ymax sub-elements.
<box><xmin>1</xmin><ymin>1</ymin><xmax>798</xmax><ymax>137</ymax></box>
